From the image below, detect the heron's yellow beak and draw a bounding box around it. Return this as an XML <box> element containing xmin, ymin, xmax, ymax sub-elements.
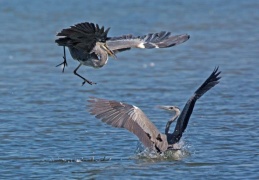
<box><xmin>101</xmin><ymin>44</ymin><xmax>117</xmax><ymax>59</ymax></box>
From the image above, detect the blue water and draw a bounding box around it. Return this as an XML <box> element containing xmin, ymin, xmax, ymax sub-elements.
<box><xmin>1</xmin><ymin>0</ymin><xmax>259</xmax><ymax>179</ymax></box>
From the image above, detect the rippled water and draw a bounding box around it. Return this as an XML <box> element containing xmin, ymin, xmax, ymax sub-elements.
<box><xmin>1</xmin><ymin>0</ymin><xmax>259</xmax><ymax>179</ymax></box>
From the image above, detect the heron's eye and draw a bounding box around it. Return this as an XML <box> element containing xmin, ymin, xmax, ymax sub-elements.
<box><xmin>169</xmin><ymin>107</ymin><xmax>173</xmax><ymax>110</ymax></box>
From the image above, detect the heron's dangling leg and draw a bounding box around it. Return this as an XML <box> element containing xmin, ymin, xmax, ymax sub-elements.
<box><xmin>56</xmin><ymin>46</ymin><xmax>68</xmax><ymax>72</ymax></box>
<box><xmin>73</xmin><ymin>64</ymin><xmax>96</xmax><ymax>86</ymax></box>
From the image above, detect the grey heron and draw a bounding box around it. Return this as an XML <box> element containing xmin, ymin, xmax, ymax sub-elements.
<box><xmin>55</xmin><ymin>22</ymin><xmax>190</xmax><ymax>85</ymax></box>
<box><xmin>88</xmin><ymin>67</ymin><xmax>221</xmax><ymax>153</ymax></box>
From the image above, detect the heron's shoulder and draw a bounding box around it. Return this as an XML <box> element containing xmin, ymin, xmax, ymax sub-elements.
<box><xmin>107</xmin><ymin>34</ymin><xmax>136</xmax><ymax>41</ymax></box>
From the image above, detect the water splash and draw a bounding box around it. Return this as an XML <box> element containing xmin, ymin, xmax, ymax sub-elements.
<box><xmin>134</xmin><ymin>141</ymin><xmax>190</xmax><ymax>161</ymax></box>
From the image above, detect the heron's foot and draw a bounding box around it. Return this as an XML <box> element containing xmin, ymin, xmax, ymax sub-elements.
<box><xmin>82</xmin><ymin>79</ymin><xmax>97</xmax><ymax>86</ymax></box>
<box><xmin>56</xmin><ymin>56</ymin><xmax>68</xmax><ymax>73</ymax></box>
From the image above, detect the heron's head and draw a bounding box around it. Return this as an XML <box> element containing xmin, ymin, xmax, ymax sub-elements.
<box><xmin>99</xmin><ymin>42</ymin><xmax>117</xmax><ymax>59</ymax></box>
<box><xmin>157</xmin><ymin>105</ymin><xmax>180</xmax><ymax>114</ymax></box>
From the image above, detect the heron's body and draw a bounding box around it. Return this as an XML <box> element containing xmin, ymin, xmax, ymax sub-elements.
<box><xmin>68</xmin><ymin>46</ymin><xmax>108</xmax><ymax>68</ymax></box>
<box><xmin>55</xmin><ymin>22</ymin><xmax>190</xmax><ymax>85</ymax></box>
<box><xmin>88</xmin><ymin>67</ymin><xmax>221</xmax><ymax>153</ymax></box>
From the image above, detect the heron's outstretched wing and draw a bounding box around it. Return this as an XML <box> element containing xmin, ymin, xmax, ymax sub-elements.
<box><xmin>107</xmin><ymin>32</ymin><xmax>190</xmax><ymax>52</ymax></box>
<box><xmin>168</xmin><ymin>67</ymin><xmax>221</xmax><ymax>144</ymax></box>
<box><xmin>88</xmin><ymin>97</ymin><xmax>168</xmax><ymax>152</ymax></box>
<box><xmin>55</xmin><ymin>22</ymin><xmax>110</xmax><ymax>53</ymax></box>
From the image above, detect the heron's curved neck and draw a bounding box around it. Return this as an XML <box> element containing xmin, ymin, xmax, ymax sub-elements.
<box><xmin>165</xmin><ymin>110</ymin><xmax>180</xmax><ymax>135</ymax></box>
<box><xmin>92</xmin><ymin>43</ymin><xmax>109</xmax><ymax>67</ymax></box>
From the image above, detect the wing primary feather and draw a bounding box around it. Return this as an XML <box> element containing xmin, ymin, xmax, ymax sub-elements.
<box><xmin>168</xmin><ymin>67</ymin><xmax>221</xmax><ymax>144</ymax></box>
<box><xmin>87</xmin><ymin>97</ymin><xmax>164</xmax><ymax>150</ymax></box>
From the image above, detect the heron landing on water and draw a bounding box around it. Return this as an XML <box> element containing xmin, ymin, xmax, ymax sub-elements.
<box><xmin>88</xmin><ymin>67</ymin><xmax>221</xmax><ymax>153</ymax></box>
<box><xmin>55</xmin><ymin>22</ymin><xmax>190</xmax><ymax>85</ymax></box>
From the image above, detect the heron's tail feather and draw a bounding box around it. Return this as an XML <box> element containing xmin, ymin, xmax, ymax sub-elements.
<box><xmin>55</xmin><ymin>22</ymin><xmax>111</xmax><ymax>52</ymax></box>
<box><xmin>56</xmin><ymin>22</ymin><xmax>109</xmax><ymax>39</ymax></box>
<box><xmin>55</xmin><ymin>37</ymin><xmax>71</xmax><ymax>46</ymax></box>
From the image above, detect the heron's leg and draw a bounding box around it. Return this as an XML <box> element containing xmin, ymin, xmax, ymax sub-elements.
<box><xmin>73</xmin><ymin>64</ymin><xmax>96</xmax><ymax>86</ymax></box>
<box><xmin>56</xmin><ymin>46</ymin><xmax>68</xmax><ymax>72</ymax></box>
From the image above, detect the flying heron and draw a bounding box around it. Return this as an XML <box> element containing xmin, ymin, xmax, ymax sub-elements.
<box><xmin>88</xmin><ymin>67</ymin><xmax>221</xmax><ymax>153</ymax></box>
<box><xmin>55</xmin><ymin>22</ymin><xmax>190</xmax><ymax>85</ymax></box>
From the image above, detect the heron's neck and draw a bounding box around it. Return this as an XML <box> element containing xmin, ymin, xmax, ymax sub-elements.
<box><xmin>165</xmin><ymin>110</ymin><xmax>180</xmax><ymax>135</ymax></box>
<box><xmin>92</xmin><ymin>42</ymin><xmax>109</xmax><ymax>67</ymax></box>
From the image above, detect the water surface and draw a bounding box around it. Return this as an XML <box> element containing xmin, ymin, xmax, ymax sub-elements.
<box><xmin>0</xmin><ymin>0</ymin><xmax>259</xmax><ymax>179</ymax></box>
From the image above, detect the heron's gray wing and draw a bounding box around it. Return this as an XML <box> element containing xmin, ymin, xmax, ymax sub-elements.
<box><xmin>88</xmin><ymin>97</ymin><xmax>168</xmax><ymax>151</ymax></box>
<box><xmin>168</xmin><ymin>67</ymin><xmax>221</xmax><ymax>144</ymax></box>
<box><xmin>107</xmin><ymin>32</ymin><xmax>190</xmax><ymax>52</ymax></box>
<box><xmin>55</xmin><ymin>22</ymin><xmax>110</xmax><ymax>53</ymax></box>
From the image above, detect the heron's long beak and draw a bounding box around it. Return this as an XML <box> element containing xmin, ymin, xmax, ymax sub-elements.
<box><xmin>156</xmin><ymin>105</ymin><xmax>171</xmax><ymax>110</ymax></box>
<box><xmin>101</xmin><ymin>44</ymin><xmax>117</xmax><ymax>59</ymax></box>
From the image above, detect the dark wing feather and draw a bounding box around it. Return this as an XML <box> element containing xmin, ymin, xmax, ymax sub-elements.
<box><xmin>168</xmin><ymin>67</ymin><xmax>221</xmax><ymax>144</ymax></box>
<box><xmin>107</xmin><ymin>31</ymin><xmax>190</xmax><ymax>52</ymax></box>
<box><xmin>55</xmin><ymin>22</ymin><xmax>110</xmax><ymax>53</ymax></box>
<box><xmin>87</xmin><ymin>97</ymin><xmax>167</xmax><ymax>151</ymax></box>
